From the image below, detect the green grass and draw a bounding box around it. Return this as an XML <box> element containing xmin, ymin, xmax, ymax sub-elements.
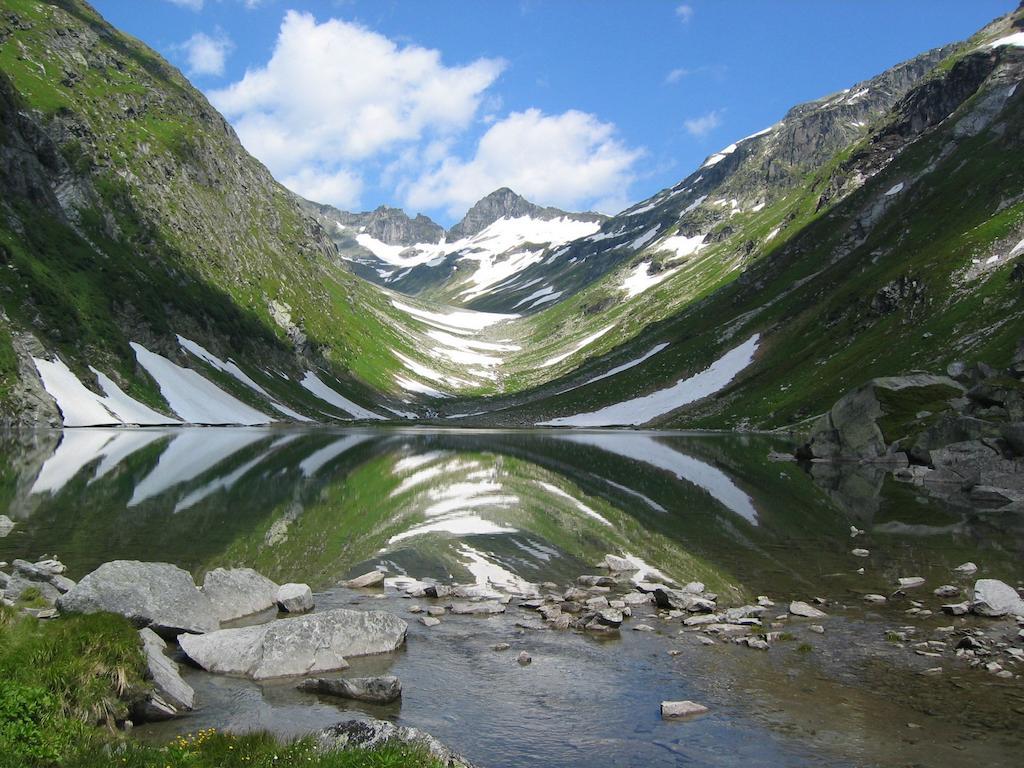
<box><xmin>0</xmin><ymin>607</ymin><xmax>443</xmax><ymax>768</ymax></box>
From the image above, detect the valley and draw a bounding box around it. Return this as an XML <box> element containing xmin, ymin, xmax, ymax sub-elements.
<box><xmin>0</xmin><ymin>2</ymin><xmax>1022</xmax><ymax>767</ymax></box>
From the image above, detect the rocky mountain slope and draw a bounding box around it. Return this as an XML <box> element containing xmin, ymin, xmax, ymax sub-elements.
<box><xmin>303</xmin><ymin>187</ymin><xmax>607</xmax><ymax>305</ymax></box>
<box><xmin>467</xmin><ymin>9</ymin><xmax>1024</xmax><ymax>427</ymax></box>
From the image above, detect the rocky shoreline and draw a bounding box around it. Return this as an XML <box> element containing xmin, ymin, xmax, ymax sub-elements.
<box><xmin>795</xmin><ymin>346</ymin><xmax>1024</xmax><ymax>514</ymax></box>
<box><xmin>4</xmin><ymin>541</ymin><xmax>1023</xmax><ymax>765</ymax></box>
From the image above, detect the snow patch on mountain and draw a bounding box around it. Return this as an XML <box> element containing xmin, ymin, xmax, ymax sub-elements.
<box><xmin>299</xmin><ymin>371</ymin><xmax>386</xmax><ymax>420</ymax></box>
<box><xmin>33</xmin><ymin>357</ymin><xmax>179</xmax><ymax>427</ymax></box>
<box><xmin>620</xmin><ymin>262</ymin><xmax>681</xmax><ymax>298</ymax></box>
<box><xmin>539</xmin><ymin>334</ymin><xmax>760</xmax><ymax>427</ymax></box>
<box><xmin>541</xmin><ymin>325</ymin><xmax>615</xmax><ymax>368</ymax></box>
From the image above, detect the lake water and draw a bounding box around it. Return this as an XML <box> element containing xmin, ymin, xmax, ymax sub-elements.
<box><xmin>1</xmin><ymin>427</ymin><xmax>1022</xmax><ymax>767</ymax></box>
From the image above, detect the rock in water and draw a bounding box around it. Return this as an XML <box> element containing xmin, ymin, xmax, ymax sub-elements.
<box><xmin>316</xmin><ymin>718</ymin><xmax>476</xmax><ymax>767</ymax></box>
<box><xmin>297</xmin><ymin>675</ymin><xmax>402</xmax><ymax>704</ymax></box>
<box><xmin>971</xmin><ymin>579</ymin><xmax>1024</xmax><ymax>618</ymax></box>
<box><xmin>599</xmin><ymin>554</ymin><xmax>637</xmax><ymax>572</ymax></box>
<box><xmin>177</xmin><ymin>608</ymin><xmax>407</xmax><ymax>680</ymax></box>
<box><xmin>661</xmin><ymin>700</ymin><xmax>709</xmax><ymax>719</ymax></box>
<box><xmin>57</xmin><ymin>561</ymin><xmax>218</xmax><ymax>636</ymax></box>
<box><xmin>202</xmin><ymin>568</ymin><xmax>279</xmax><ymax>622</ymax></box>
<box><xmin>277</xmin><ymin>583</ymin><xmax>314</xmax><ymax>613</ymax></box>
<box><xmin>789</xmin><ymin>601</ymin><xmax>827</xmax><ymax>619</ymax></box>
<box><xmin>0</xmin><ymin>515</ymin><xmax>14</xmax><ymax>537</ymax></box>
<box><xmin>344</xmin><ymin>571</ymin><xmax>385</xmax><ymax>589</ymax></box>
<box><xmin>448</xmin><ymin>601</ymin><xmax>505</xmax><ymax>615</ymax></box>
<box><xmin>898</xmin><ymin>577</ymin><xmax>925</xmax><ymax>589</ymax></box>
<box><xmin>954</xmin><ymin>562</ymin><xmax>978</xmax><ymax>575</ymax></box>
<box><xmin>135</xmin><ymin>628</ymin><xmax>195</xmax><ymax>721</ymax></box>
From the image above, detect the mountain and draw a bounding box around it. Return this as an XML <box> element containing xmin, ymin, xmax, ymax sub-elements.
<box><xmin>447</xmin><ymin>187</ymin><xmax>606</xmax><ymax>241</ymax></box>
<box><xmin>303</xmin><ymin>187</ymin><xmax>608</xmax><ymax>305</ymax></box>
<box><xmin>460</xmin><ymin>9</ymin><xmax>1024</xmax><ymax>426</ymax></box>
<box><xmin>0</xmin><ymin>0</ymin><xmax>1021</xmax><ymax>430</ymax></box>
<box><xmin>0</xmin><ymin>0</ymin><xmax>458</xmax><ymax>425</ymax></box>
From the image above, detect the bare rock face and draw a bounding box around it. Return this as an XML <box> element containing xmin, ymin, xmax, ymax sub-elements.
<box><xmin>801</xmin><ymin>375</ymin><xmax>964</xmax><ymax>460</ymax></box>
<box><xmin>56</xmin><ymin>561</ymin><xmax>218</xmax><ymax>637</ymax></box>
<box><xmin>316</xmin><ymin>718</ymin><xmax>476</xmax><ymax>768</ymax></box>
<box><xmin>135</xmin><ymin>628</ymin><xmax>195</xmax><ymax>721</ymax></box>
<box><xmin>177</xmin><ymin>608</ymin><xmax>407</xmax><ymax>680</ymax></box>
<box><xmin>202</xmin><ymin>568</ymin><xmax>279</xmax><ymax>622</ymax></box>
<box><xmin>297</xmin><ymin>675</ymin><xmax>401</xmax><ymax>704</ymax></box>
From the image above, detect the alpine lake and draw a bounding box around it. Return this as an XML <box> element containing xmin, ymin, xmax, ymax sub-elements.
<box><xmin>1</xmin><ymin>427</ymin><xmax>1022</xmax><ymax>768</ymax></box>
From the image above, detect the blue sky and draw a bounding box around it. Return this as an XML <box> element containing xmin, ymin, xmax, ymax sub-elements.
<box><xmin>92</xmin><ymin>1</ymin><xmax>1015</xmax><ymax>225</ymax></box>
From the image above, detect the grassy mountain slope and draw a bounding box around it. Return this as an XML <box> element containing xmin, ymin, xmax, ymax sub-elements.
<box><xmin>447</xmin><ymin>11</ymin><xmax>1024</xmax><ymax>427</ymax></box>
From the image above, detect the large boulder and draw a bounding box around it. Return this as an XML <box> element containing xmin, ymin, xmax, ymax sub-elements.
<box><xmin>135</xmin><ymin>628</ymin><xmax>195</xmax><ymax>721</ymax></box>
<box><xmin>297</xmin><ymin>675</ymin><xmax>402</xmax><ymax>704</ymax></box>
<box><xmin>178</xmin><ymin>608</ymin><xmax>407</xmax><ymax>680</ymax></box>
<box><xmin>202</xmin><ymin>568</ymin><xmax>279</xmax><ymax>622</ymax></box>
<box><xmin>801</xmin><ymin>375</ymin><xmax>964</xmax><ymax>460</ymax></box>
<box><xmin>57</xmin><ymin>561</ymin><xmax>218</xmax><ymax>637</ymax></box>
<box><xmin>316</xmin><ymin>718</ymin><xmax>475</xmax><ymax>768</ymax></box>
<box><xmin>971</xmin><ymin>579</ymin><xmax>1024</xmax><ymax>618</ymax></box>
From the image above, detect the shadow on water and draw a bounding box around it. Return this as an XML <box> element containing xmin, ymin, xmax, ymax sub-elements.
<box><xmin>1</xmin><ymin>427</ymin><xmax>1022</xmax><ymax>768</ymax></box>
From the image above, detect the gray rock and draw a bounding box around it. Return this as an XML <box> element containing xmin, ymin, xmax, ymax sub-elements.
<box><xmin>448</xmin><ymin>601</ymin><xmax>505</xmax><ymax>615</ymax></box>
<box><xmin>851</xmin><ymin>548</ymin><xmax>870</xmax><ymax>557</ymax></box>
<box><xmin>4</xmin><ymin>572</ymin><xmax>61</xmax><ymax>605</ymax></box>
<box><xmin>789</xmin><ymin>601</ymin><xmax>827</xmax><ymax>619</ymax></box>
<box><xmin>661</xmin><ymin>700</ymin><xmax>709</xmax><ymax>719</ymax></box>
<box><xmin>600</xmin><ymin>554</ymin><xmax>637</xmax><ymax>572</ymax></box>
<box><xmin>298</xmin><ymin>675</ymin><xmax>401</xmax><ymax>704</ymax></box>
<box><xmin>954</xmin><ymin>562</ymin><xmax>978</xmax><ymax>574</ymax></box>
<box><xmin>633</xmin><ymin>624</ymin><xmax>656</xmax><ymax>632</ymax></box>
<box><xmin>178</xmin><ymin>608</ymin><xmax>407</xmax><ymax>680</ymax></box>
<box><xmin>420</xmin><ymin>616</ymin><xmax>440</xmax><ymax>627</ymax></box>
<box><xmin>933</xmin><ymin>585</ymin><xmax>960</xmax><ymax>598</ymax></box>
<box><xmin>344</xmin><ymin>571</ymin><xmax>385</xmax><ymax>589</ymax></box>
<box><xmin>898</xmin><ymin>577</ymin><xmax>925</xmax><ymax>589</ymax></box>
<box><xmin>517</xmin><ymin>651</ymin><xmax>532</xmax><ymax>665</ymax></box>
<box><xmin>803</xmin><ymin>375</ymin><xmax>964</xmax><ymax>459</ymax></box>
<box><xmin>1002</xmin><ymin>422</ymin><xmax>1024</xmax><ymax>456</ymax></box>
<box><xmin>577</xmin><ymin>575</ymin><xmax>614</xmax><ymax>587</ymax></box>
<box><xmin>595</xmin><ymin>608</ymin><xmax>623</xmax><ymax>627</ymax></box>
<box><xmin>277</xmin><ymin>583</ymin><xmax>314</xmax><ymax>613</ymax></box>
<box><xmin>57</xmin><ymin>561</ymin><xmax>218</xmax><ymax>637</ymax></box>
<box><xmin>0</xmin><ymin>515</ymin><xmax>14</xmax><ymax>537</ymax></box>
<box><xmin>203</xmin><ymin>568</ymin><xmax>279</xmax><ymax>622</ymax></box>
<box><xmin>316</xmin><ymin>718</ymin><xmax>475</xmax><ymax>767</ymax></box>
<box><xmin>863</xmin><ymin>594</ymin><xmax>887</xmax><ymax>604</ymax></box>
<box><xmin>971</xmin><ymin>579</ymin><xmax>1024</xmax><ymax>618</ymax></box>
<box><xmin>942</xmin><ymin>601</ymin><xmax>971</xmax><ymax>616</ymax></box>
<box><xmin>135</xmin><ymin>628</ymin><xmax>195</xmax><ymax>721</ymax></box>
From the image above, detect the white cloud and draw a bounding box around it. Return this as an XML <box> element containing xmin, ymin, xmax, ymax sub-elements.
<box><xmin>675</xmin><ymin>4</ymin><xmax>695</xmax><ymax>23</ymax></box>
<box><xmin>684</xmin><ymin>110</ymin><xmax>722</xmax><ymax>137</ymax></box>
<box><xmin>210</xmin><ymin>10</ymin><xmax>504</xmax><ymax>210</ymax></box>
<box><xmin>665</xmin><ymin>67</ymin><xmax>691</xmax><ymax>84</ymax></box>
<box><xmin>402</xmin><ymin>108</ymin><xmax>643</xmax><ymax>217</ymax></box>
<box><xmin>178</xmin><ymin>32</ymin><xmax>233</xmax><ymax>77</ymax></box>
<box><xmin>166</xmin><ymin>0</ymin><xmax>204</xmax><ymax>10</ymax></box>
<box><xmin>283</xmin><ymin>167</ymin><xmax>363</xmax><ymax>210</ymax></box>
